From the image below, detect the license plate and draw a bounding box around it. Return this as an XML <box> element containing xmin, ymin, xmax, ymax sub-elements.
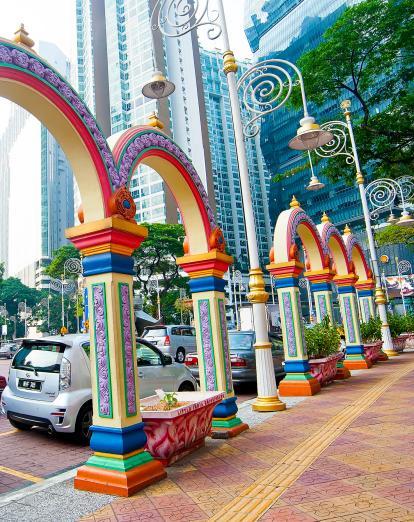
<box><xmin>18</xmin><ymin>379</ymin><xmax>42</xmax><ymax>391</ymax></box>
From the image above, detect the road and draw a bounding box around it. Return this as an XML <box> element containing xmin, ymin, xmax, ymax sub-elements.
<box><xmin>0</xmin><ymin>358</ymin><xmax>257</xmax><ymax>496</ymax></box>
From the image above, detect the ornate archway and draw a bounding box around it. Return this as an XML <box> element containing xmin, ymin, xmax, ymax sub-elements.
<box><xmin>0</xmin><ymin>35</ymin><xmax>244</xmax><ymax>497</ymax></box>
<box><xmin>267</xmin><ymin>197</ymin><xmax>327</xmax><ymax>396</ymax></box>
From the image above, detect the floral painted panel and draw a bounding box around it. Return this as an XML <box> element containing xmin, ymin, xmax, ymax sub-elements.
<box><xmin>198</xmin><ymin>300</ymin><xmax>217</xmax><ymax>391</ymax></box>
<box><xmin>119</xmin><ymin>283</ymin><xmax>137</xmax><ymax>417</ymax></box>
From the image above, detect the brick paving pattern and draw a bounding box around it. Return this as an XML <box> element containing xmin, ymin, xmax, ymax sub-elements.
<box><xmin>80</xmin><ymin>354</ymin><xmax>414</xmax><ymax>521</ymax></box>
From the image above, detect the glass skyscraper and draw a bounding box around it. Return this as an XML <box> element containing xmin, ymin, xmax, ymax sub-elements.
<box><xmin>200</xmin><ymin>49</ymin><xmax>272</xmax><ymax>269</ymax></box>
<box><xmin>244</xmin><ymin>0</ymin><xmax>366</xmax><ymax>233</ymax></box>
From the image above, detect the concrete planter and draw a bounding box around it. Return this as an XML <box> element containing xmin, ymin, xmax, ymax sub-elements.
<box><xmin>309</xmin><ymin>352</ymin><xmax>343</xmax><ymax>385</ymax></box>
<box><xmin>141</xmin><ymin>391</ymin><xmax>225</xmax><ymax>466</ymax></box>
<box><xmin>363</xmin><ymin>341</ymin><xmax>383</xmax><ymax>363</ymax></box>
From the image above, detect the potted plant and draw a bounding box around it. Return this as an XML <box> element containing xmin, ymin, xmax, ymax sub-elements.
<box><xmin>140</xmin><ymin>390</ymin><xmax>225</xmax><ymax>466</ymax></box>
<box><xmin>304</xmin><ymin>317</ymin><xmax>343</xmax><ymax>385</ymax></box>
<box><xmin>388</xmin><ymin>313</ymin><xmax>408</xmax><ymax>352</ymax></box>
<box><xmin>360</xmin><ymin>317</ymin><xmax>384</xmax><ymax>363</ymax></box>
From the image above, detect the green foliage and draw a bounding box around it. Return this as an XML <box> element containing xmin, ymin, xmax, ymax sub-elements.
<box><xmin>360</xmin><ymin>316</ymin><xmax>382</xmax><ymax>343</ymax></box>
<box><xmin>0</xmin><ymin>277</ymin><xmax>39</xmax><ymax>337</ymax></box>
<box><xmin>134</xmin><ymin>223</ymin><xmax>188</xmax><ymax>321</ymax></box>
<box><xmin>34</xmin><ymin>292</ymin><xmax>79</xmax><ymax>335</ymax></box>
<box><xmin>291</xmin><ymin>0</ymin><xmax>414</xmax><ymax>183</ymax></box>
<box><xmin>375</xmin><ymin>226</ymin><xmax>414</xmax><ymax>249</ymax></box>
<box><xmin>304</xmin><ymin>317</ymin><xmax>341</xmax><ymax>359</ymax></box>
<box><xmin>403</xmin><ymin>313</ymin><xmax>414</xmax><ymax>333</ymax></box>
<box><xmin>387</xmin><ymin>313</ymin><xmax>407</xmax><ymax>338</ymax></box>
<box><xmin>160</xmin><ymin>392</ymin><xmax>178</xmax><ymax>411</ymax></box>
<box><xmin>44</xmin><ymin>245</ymin><xmax>80</xmax><ymax>280</ymax></box>
<box><xmin>0</xmin><ymin>262</ymin><xmax>4</xmax><ymax>283</ymax></box>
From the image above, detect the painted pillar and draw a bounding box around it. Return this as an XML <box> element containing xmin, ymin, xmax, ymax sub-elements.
<box><xmin>355</xmin><ymin>280</ymin><xmax>376</xmax><ymax>322</ymax></box>
<box><xmin>306</xmin><ymin>270</ymin><xmax>351</xmax><ymax>380</ymax></box>
<box><xmin>67</xmin><ymin>217</ymin><xmax>166</xmax><ymax>496</ymax></box>
<box><xmin>177</xmin><ymin>251</ymin><xmax>249</xmax><ymax>438</ymax></box>
<box><xmin>267</xmin><ymin>261</ymin><xmax>321</xmax><ymax>396</ymax></box>
<box><xmin>334</xmin><ymin>274</ymin><xmax>372</xmax><ymax>370</ymax></box>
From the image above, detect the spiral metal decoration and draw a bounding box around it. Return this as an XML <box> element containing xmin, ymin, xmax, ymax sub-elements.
<box><xmin>365</xmin><ymin>179</ymin><xmax>398</xmax><ymax>221</ymax></box>
<box><xmin>397</xmin><ymin>176</ymin><xmax>414</xmax><ymax>204</ymax></box>
<box><xmin>314</xmin><ymin>121</ymin><xmax>354</xmax><ymax>165</ymax></box>
<box><xmin>151</xmin><ymin>0</ymin><xmax>221</xmax><ymax>40</ymax></box>
<box><xmin>237</xmin><ymin>59</ymin><xmax>307</xmax><ymax>138</ymax></box>
<box><xmin>233</xmin><ymin>269</ymin><xmax>243</xmax><ymax>284</ymax></box>
<box><xmin>298</xmin><ymin>278</ymin><xmax>308</xmax><ymax>289</ymax></box>
<box><xmin>0</xmin><ymin>305</ymin><xmax>8</xmax><ymax>317</ymax></box>
<box><xmin>398</xmin><ymin>260</ymin><xmax>412</xmax><ymax>275</ymax></box>
<box><xmin>49</xmin><ymin>277</ymin><xmax>76</xmax><ymax>295</ymax></box>
<box><xmin>64</xmin><ymin>257</ymin><xmax>82</xmax><ymax>276</ymax></box>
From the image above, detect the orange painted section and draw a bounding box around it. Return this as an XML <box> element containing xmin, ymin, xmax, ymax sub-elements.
<box><xmin>278</xmin><ymin>378</ymin><xmax>321</xmax><ymax>396</ymax></box>
<box><xmin>334</xmin><ymin>367</ymin><xmax>352</xmax><ymax>380</ymax></box>
<box><xmin>344</xmin><ymin>359</ymin><xmax>373</xmax><ymax>370</ymax></box>
<box><xmin>74</xmin><ymin>460</ymin><xmax>167</xmax><ymax>497</ymax></box>
<box><xmin>211</xmin><ymin>422</ymin><xmax>249</xmax><ymax>440</ymax></box>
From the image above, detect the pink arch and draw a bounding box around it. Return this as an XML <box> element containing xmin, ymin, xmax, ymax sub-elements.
<box><xmin>318</xmin><ymin>222</ymin><xmax>352</xmax><ymax>274</ymax></box>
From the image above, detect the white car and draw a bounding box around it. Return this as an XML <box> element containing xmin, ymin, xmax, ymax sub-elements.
<box><xmin>1</xmin><ymin>334</ymin><xmax>197</xmax><ymax>442</ymax></box>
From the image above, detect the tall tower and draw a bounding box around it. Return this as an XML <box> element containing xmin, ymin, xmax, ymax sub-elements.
<box><xmin>39</xmin><ymin>41</ymin><xmax>75</xmax><ymax>258</ymax></box>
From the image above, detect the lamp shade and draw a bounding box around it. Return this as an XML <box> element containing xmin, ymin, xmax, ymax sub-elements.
<box><xmin>142</xmin><ymin>71</ymin><xmax>175</xmax><ymax>99</ymax></box>
<box><xmin>289</xmin><ymin>116</ymin><xmax>333</xmax><ymax>151</ymax></box>
<box><xmin>397</xmin><ymin>211</ymin><xmax>414</xmax><ymax>228</ymax></box>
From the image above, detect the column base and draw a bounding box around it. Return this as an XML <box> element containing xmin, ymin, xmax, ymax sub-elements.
<box><xmin>211</xmin><ymin>415</ymin><xmax>249</xmax><ymax>439</ymax></box>
<box><xmin>344</xmin><ymin>358</ymin><xmax>372</xmax><ymax>370</ymax></box>
<box><xmin>252</xmin><ymin>395</ymin><xmax>286</xmax><ymax>412</ymax></box>
<box><xmin>383</xmin><ymin>349</ymin><xmax>400</xmax><ymax>357</ymax></box>
<box><xmin>74</xmin><ymin>457</ymin><xmax>166</xmax><ymax>497</ymax></box>
<box><xmin>278</xmin><ymin>377</ymin><xmax>321</xmax><ymax>396</ymax></box>
<box><xmin>334</xmin><ymin>366</ymin><xmax>351</xmax><ymax>380</ymax></box>
<box><xmin>377</xmin><ymin>351</ymin><xmax>389</xmax><ymax>361</ymax></box>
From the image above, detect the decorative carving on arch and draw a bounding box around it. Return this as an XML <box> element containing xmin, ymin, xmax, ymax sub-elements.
<box><xmin>343</xmin><ymin>233</ymin><xmax>372</xmax><ymax>280</ymax></box>
<box><xmin>318</xmin><ymin>222</ymin><xmax>351</xmax><ymax>274</ymax></box>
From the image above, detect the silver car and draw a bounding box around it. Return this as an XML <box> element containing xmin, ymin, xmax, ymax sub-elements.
<box><xmin>142</xmin><ymin>325</ymin><xmax>197</xmax><ymax>363</ymax></box>
<box><xmin>1</xmin><ymin>334</ymin><xmax>197</xmax><ymax>442</ymax></box>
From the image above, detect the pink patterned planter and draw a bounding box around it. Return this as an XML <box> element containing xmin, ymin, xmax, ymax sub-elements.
<box><xmin>141</xmin><ymin>391</ymin><xmax>225</xmax><ymax>466</ymax></box>
<box><xmin>363</xmin><ymin>341</ymin><xmax>383</xmax><ymax>363</ymax></box>
<box><xmin>393</xmin><ymin>335</ymin><xmax>408</xmax><ymax>353</ymax></box>
<box><xmin>309</xmin><ymin>353</ymin><xmax>343</xmax><ymax>385</ymax></box>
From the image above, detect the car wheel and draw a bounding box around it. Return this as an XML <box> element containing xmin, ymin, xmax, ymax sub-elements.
<box><xmin>75</xmin><ymin>403</ymin><xmax>92</xmax><ymax>444</ymax></box>
<box><xmin>9</xmin><ymin>418</ymin><xmax>31</xmax><ymax>431</ymax></box>
<box><xmin>176</xmin><ymin>347</ymin><xmax>186</xmax><ymax>364</ymax></box>
<box><xmin>178</xmin><ymin>381</ymin><xmax>195</xmax><ymax>392</ymax></box>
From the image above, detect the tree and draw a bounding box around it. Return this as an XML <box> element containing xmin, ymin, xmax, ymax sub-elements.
<box><xmin>0</xmin><ymin>262</ymin><xmax>4</xmax><ymax>283</ymax></box>
<box><xmin>133</xmin><ymin>223</ymin><xmax>189</xmax><ymax>321</ymax></box>
<box><xmin>375</xmin><ymin>225</ymin><xmax>414</xmax><ymax>248</ymax></box>
<box><xmin>45</xmin><ymin>245</ymin><xmax>80</xmax><ymax>280</ymax></box>
<box><xmin>0</xmin><ymin>277</ymin><xmax>39</xmax><ymax>337</ymax></box>
<box><xmin>290</xmin><ymin>0</ymin><xmax>414</xmax><ymax>184</ymax></box>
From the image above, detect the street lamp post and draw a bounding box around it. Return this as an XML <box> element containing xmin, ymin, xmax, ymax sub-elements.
<box><xmin>63</xmin><ymin>258</ymin><xmax>83</xmax><ymax>333</ymax></box>
<box><xmin>151</xmin><ymin>0</ymin><xmax>332</xmax><ymax>412</ymax></box>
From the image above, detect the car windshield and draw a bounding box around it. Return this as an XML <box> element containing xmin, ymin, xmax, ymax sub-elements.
<box><xmin>12</xmin><ymin>343</ymin><xmax>66</xmax><ymax>373</ymax></box>
<box><xmin>143</xmin><ymin>328</ymin><xmax>167</xmax><ymax>337</ymax></box>
<box><xmin>229</xmin><ymin>333</ymin><xmax>254</xmax><ymax>351</ymax></box>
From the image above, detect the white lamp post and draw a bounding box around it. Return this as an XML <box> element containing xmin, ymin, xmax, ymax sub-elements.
<box><xmin>63</xmin><ymin>258</ymin><xmax>83</xmax><ymax>333</ymax></box>
<box><xmin>313</xmin><ymin>100</ymin><xmax>414</xmax><ymax>356</ymax></box>
<box><xmin>151</xmin><ymin>0</ymin><xmax>332</xmax><ymax>412</ymax></box>
<box><xmin>396</xmin><ymin>258</ymin><xmax>412</xmax><ymax>316</ymax></box>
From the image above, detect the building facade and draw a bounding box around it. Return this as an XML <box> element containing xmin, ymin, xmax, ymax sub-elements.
<box><xmin>244</xmin><ymin>0</ymin><xmax>364</xmax><ymax>232</ymax></box>
<box><xmin>200</xmin><ymin>48</ymin><xmax>272</xmax><ymax>269</ymax></box>
<box><xmin>39</xmin><ymin>42</ymin><xmax>75</xmax><ymax>259</ymax></box>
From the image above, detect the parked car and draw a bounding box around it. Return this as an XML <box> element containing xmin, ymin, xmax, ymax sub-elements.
<box><xmin>185</xmin><ymin>330</ymin><xmax>285</xmax><ymax>384</ymax></box>
<box><xmin>0</xmin><ymin>374</ymin><xmax>6</xmax><ymax>397</ymax></box>
<box><xmin>142</xmin><ymin>325</ymin><xmax>197</xmax><ymax>363</ymax></box>
<box><xmin>1</xmin><ymin>334</ymin><xmax>197</xmax><ymax>442</ymax></box>
<box><xmin>0</xmin><ymin>343</ymin><xmax>19</xmax><ymax>359</ymax></box>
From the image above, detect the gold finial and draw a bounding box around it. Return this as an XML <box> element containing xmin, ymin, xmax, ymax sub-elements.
<box><xmin>290</xmin><ymin>195</ymin><xmax>300</xmax><ymax>208</ymax></box>
<box><xmin>223</xmin><ymin>50</ymin><xmax>238</xmax><ymax>75</ymax></box>
<box><xmin>13</xmin><ymin>23</ymin><xmax>34</xmax><ymax>48</ymax></box>
<box><xmin>343</xmin><ymin>224</ymin><xmax>352</xmax><ymax>235</ymax></box>
<box><xmin>147</xmin><ymin>111</ymin><xmax>164</xmax><ymax>130</ymax></box>
<box><xmin>321</xmin><ymin>211</ymin><xmax>330</xmax><ymax>223</ymax></box>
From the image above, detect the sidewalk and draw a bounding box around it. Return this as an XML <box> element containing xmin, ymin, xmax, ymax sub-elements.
<box><xmin>1</xmin><ymin>354</ymin><xmax>414</xmax><ymax>521</ymax></box>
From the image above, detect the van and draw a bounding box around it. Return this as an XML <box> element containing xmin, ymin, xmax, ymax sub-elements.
<box><xmin>142</xmin><ymin>325</ymin><xmax>197</xmax><ymax>363</ymax></box>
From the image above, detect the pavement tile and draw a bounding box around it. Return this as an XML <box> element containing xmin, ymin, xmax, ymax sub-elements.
<box><xmin>260</xmin><ymin>504</ymin><xmax>318</xmax><ymax>521</ymax></box>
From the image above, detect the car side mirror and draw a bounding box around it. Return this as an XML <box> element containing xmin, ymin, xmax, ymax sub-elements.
<box><xmin>163</xmin><ymin>355</ymin><xmax>173</xmax><ymax>366</ymax></box>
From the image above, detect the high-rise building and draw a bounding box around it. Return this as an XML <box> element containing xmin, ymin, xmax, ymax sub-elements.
<box><xmin>39</xmin><ymin>42</ymin><xmax>75</xmax><ymax>259</ymax></box>
<box><xmin>0</xmin><ymin>106</ymin><xmax>29</xmax><ymax>276</ymax></box>
<box><xmin>244</xmin><ymin>1</ymin><xmax>365</xmax><ymax>232</ymax></box>
<box><xmin>200</xmin><ymin>48</ymin><xmax>272</xmax><ymax>268</ymax></box>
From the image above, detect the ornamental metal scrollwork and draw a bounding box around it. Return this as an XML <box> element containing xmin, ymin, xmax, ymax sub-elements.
<box><xmin>365</xmin><ymin>177</ymin><xmax>414</xmax><ymax>221</ymax></box>
<box><xmin>314</xmin><ymin>121</ymin><xmax>354</xmax><ymax>165</ymax></box>
<box><xmin>151</xmin><ymin>0</ymin><xmax>221</xmax><ymax>40</ymax></box>
<box><xmin>237</xmin><ymin>59</ymin><xmax>308</xmax><ymax>139</ymax></box>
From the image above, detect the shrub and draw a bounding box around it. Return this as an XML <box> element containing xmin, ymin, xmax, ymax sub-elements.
<box><xmin>387</xmin><ymin>313</ymin><xmax>406</xmax><ymax>338</ymax></box>
<box><xmin>304</xmin><ymin>317</ymin><xmax>341</xmax><ymax>359</ymax></box>
<box><xmin>360</xmin><ymin>317</ymin><xmax>382</xmax><ymax>343</ymax></box>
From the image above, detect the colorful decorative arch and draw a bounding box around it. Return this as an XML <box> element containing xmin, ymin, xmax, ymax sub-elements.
<box><xmin>272</xmin><ymin>206</ymin><xmax>328</xmax><ymax>271</ymax></box>
<box><xmin>0</xmin><ymin>39</ymin><xmax>116</xmax><ymax>221</ymax></box>
<box><xmin>111</xmin><ymin>126</ymin><xmax>219</xmax><ymax>255</ymax></box>
<box><xmin>317</xmin><ymin>221</ymin><xmax>352</xmax><ymax>275</ymax></box>
<box><xmin>343</xmin><ymin>231</ymin><xmax>372</xmax><ymax>281</ymax></box>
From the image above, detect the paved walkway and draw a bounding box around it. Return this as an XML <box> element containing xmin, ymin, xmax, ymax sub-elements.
<box><xmin>81</xmin><ymin>354</ymin><xmax>414</xmax><ymax>522</ymax></box>
<box><xmin>1</xmin><ymin>353</ymin><xmax>414</xmax><ymax>521</ymax></box>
